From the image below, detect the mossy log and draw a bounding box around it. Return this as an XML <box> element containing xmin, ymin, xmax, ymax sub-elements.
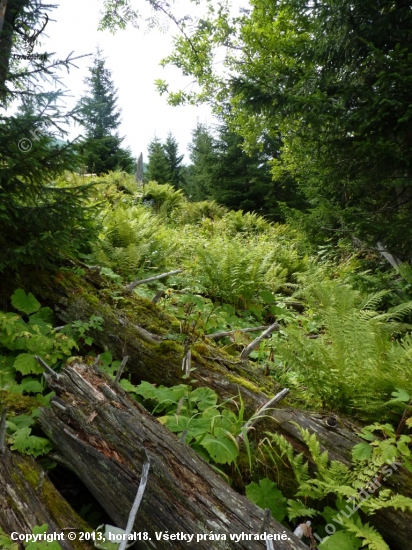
<box><xmin>0</xmin><ymin>447</ymin><xmax>90</xmax><ymax>550</ymax></box>
<box><xmin>18</xmin><ymin>270</ymin><xmax>412</xmax><ymax>549</ymax></box>
<box><xmin>26</xmin><ymin>269</ymin><xmax>274</xmax><ymax>417</ymax></box>
<box><xmin>39</xmin><ymin>362</ymin><xmax>308</xmax><ymax>550</ymax></box>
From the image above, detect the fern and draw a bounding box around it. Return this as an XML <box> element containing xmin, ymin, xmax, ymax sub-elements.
<box><xmin>341</xmin><ymin>517</ymin><xmax>389</xmax><ymax>550</ymax></box>
<box><xmin>274</xmin><ymin>279</ymin><xmax>412</xmax><ymax>418</ymax></box>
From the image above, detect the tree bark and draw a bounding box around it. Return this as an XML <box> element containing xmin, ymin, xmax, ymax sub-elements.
<box><xmin>17</xmin><ymin>269</ymin><xmax>412</xmax><ymax>549</ymax></box>
<box><xmin>0</xmin><ymin>446</ymin><xmax>90</xmax><ymax>549</ymax></box>
<box><xmin>39</xmin><ymin>362</ymin><xmax>308</xmax><ymax>550</ymax></box>
<box><xmin>0</xmin><ymin>0</ymin><xmax>29</xmax><ymax>99</ymax></box>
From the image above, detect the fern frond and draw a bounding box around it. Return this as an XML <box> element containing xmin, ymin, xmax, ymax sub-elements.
<box><xmin>343</xmin><ymin>517</ymin><xmax>389</xmax><ymax>550</ymax></box>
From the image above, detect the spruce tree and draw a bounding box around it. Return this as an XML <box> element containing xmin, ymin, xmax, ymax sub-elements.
<box><xmin>164</xmin><ymin>132</ymin><xmax>184</xmax><ymax>189</ymax></box>
<box><xmin>186</xmin><ymin>120</ymin><xmax>307</xmax><ymax>220</ymax></box>
<box><xmin>146</xmin><ymin>136</ymin><xmax>170</xmax><ymax>184</ymax></box>
<box><xmin>0</xmin><ymin>1</ymin><xmax>97</xmax><ymax>271</ymax></box>
<box><xmin>77</xmin><ymin>48</ymin><xmax>135</xmax><ymax>175</ymax></box>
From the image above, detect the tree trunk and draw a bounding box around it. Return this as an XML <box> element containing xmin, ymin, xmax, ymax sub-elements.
<box><xmin>39</xmin><ymin>362</ymin><xmax>307</xmax><ymax>550</ymax></box>
<box><xmin>0</xmin><ymin>447</ymin><xmax>90</xmax><ymax>549</ymax></box>
<box><xmin>15</xmin><ymin>269</ymin><xmax>412</xmax><ymax>549</ymax></box>
<box><xmin>0</xmin><ymin>0</ymin><xmax>29</xmax><ymax>99</ymax></box>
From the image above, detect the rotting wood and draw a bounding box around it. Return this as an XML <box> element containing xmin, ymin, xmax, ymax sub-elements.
<box><xmin>114</xmin><ymin>355</ymin><xmax>129</xmax><ymax>384</ymax></box>
<box><xmin>206</xmin><ymin>326</ymin><xmax>270</xmax><ymax>340</ymax></box>
<box><xmin>240</xmin><ymin>323</ymin><xmax>281</xmax><ymax>360</ymax></box>
<box><xmin>0</xmin><ymin>407</ymin><xmax>7</xmax><ymax>454</ymax></box>
<box><xmin>39</xmin><ymin>362</ymin><xmax>308</xmax><ymax>550</ymax></box>
<box><xmin>125</xmin><ymin>269</ymin><xmax>183</xmax><ymax>292</ymax></box>
<box><xmin>152</xmin><ymin>289</ymin><xmax>166</xmax><ymax>304</ymax></box>
<box><xmin>0</xmin><ymin>447</ymin><xmax>90</xmax><ymax>549</ymax></box>
<box><xmin>22</xmin><ymin>270</ymin><xmax>412</xmax><ymax>549</ymax></box>
<box><xmin>118</xmin><ymin>454</ymin><xmax>150</xmax><ymax>550</ymax></box>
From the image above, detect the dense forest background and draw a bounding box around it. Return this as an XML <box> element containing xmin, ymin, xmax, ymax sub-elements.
<box><xmin>1</xmin><ymin>1</ymin><xmax>412</xmax><ymax>549</ymax></box>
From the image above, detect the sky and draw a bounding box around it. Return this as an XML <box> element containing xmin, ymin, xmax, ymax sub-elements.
<box><xmin>36</xmin><ymin>0</ymin><xmax>215</xmax><ymax>163</ymax></box>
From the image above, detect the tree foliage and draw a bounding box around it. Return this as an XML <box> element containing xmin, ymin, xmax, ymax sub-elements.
<box><xmin>185</xmin><ymin>120</ymin><xmax>307</xmax><ymax>220</ymax></box>
<box><xmin>159</xmin><ymin>0</ymin><xmax>412</xmax><ymax>259</ymax></box>
<box><xmin>77</xmin><ymin>48</ymin><xmax>135</xmax><ymax>175</ymax></box>
<box><xmin>146</xmin><ymin>132</ymin><xmax>184</xmax><ymax>188</ymax></box>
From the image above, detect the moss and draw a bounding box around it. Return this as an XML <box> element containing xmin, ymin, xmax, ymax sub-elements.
<box><xmin>156</xmin><ymin>339</ymin><xmax>183</xmax><ymax>356</ymax></box>
<box><xmin>15</xmin><ymin>458</ymin><xmax>91</xmax><ymax>548</ymax></box>
<box><xmin>225</xmin><ymin>374</ymin><xmax>263</xmax><ymax>394</ymax></box>
<box><xmin>81</xmin><ymin>293</ymin><xmax>100</xmax><ymax>306</ymax></box>
<box><xmin>2</xmin><ymin>392</ymin><xmax>39</xmax><ymax>414</ymax></box>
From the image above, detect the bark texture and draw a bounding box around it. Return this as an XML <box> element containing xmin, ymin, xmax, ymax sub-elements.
<box><xmin>39</xmin><ymin>362</ymin><xmax>308</xmax><ymax>550</ymax></box>
<box><xmin>10</xmin><ymin>269</ymin><xmax>412</xmax><ymax>549</ymax></box>
<box><xmin>0</xmin><ymin>447</ymin><xmax>90</xmax><ymax>549</ymax></box>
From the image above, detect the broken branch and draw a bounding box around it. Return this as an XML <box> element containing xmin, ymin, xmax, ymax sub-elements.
<box><xmin>125</xmin><ymin>269</ymin><xmax>183</xmax><ymax>292</ymax></box>
<box><xmin>240</xmin><ymin>323</ymin><xmax>280</xmax><ymax>360</ymax></box>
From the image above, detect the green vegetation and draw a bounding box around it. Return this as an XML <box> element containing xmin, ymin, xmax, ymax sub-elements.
<box><xmin>2</xmin><ymin>1</ymin><xmax>412</xmax><ymax>547</ymax></box>
<box><xmin>76</xmin><ymin>48</ymin><xmax>135</xmax><ymax>175</ymax></box>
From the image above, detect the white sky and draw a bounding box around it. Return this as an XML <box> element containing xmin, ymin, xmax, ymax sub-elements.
<box><xmin>36</xmin><ymin>0</ymin><xmax>216</xmax><ymax>163</ymax></box>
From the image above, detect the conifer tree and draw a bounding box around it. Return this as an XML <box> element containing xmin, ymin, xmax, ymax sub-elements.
<box><xmin>0</xmin><ymin>1</ymin><xmax>97</xmax><ymax>271</ymax></box>
<box><xmin>146</xmin><ymin>136</ymin><xmax>170</xmax><ymax>184</ymax></box>
<box><xmin>135</xmin><ymin>152</ymin><xmax>144</xmax><ymax>183</ymax></box>
<box><xmin>77</xmin><ymin>48</ymin><xmax>135</xmax><ymax>175</ymax></box>
<box><xmin>185</xmin><ymin>120</ymin><xmax>307</xmax><ymax>220</ymax></box>
<box><xmin>164</xmin><ymin>132</ymin><xmax>184</xmax><ymax>189</ymax></box>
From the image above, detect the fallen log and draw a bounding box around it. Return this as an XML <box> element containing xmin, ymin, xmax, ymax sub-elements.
<box><xmin>39</xmin><ymin>362</ymin><xmax>308</xmax><ymax>550</ymax></box>
<box><xmin>16</xmin><ymin>269</ymin><xmax>412</xmax><ymax>549</ymax></box>
<box><xmin>34</xmin><ymin>269</ymin><xmax>275</xmax><ymax>416</ymax></box>
<box><xmin>0</xmin><ymin>446</ymin><xmax>90</xmax><ymax>549</ymax></box>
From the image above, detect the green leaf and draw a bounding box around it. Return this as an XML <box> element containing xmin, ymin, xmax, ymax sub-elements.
<box><xmin>30</xmin><ymin>307</ymin><xmax>55</xmax><ymax>324</ymax></box>
<box><xmin>319</xmin><ymin>530</ymin><xmax>362</xmax><ymax>549</ymax></box>
<box><xmin>359</xmin><ymin>429</ymin><xmax>376</xmax><ymax>442</ymax></box>
<box><xmin>352</xmin><ymin>442</ymin><xmax>373</xmax><ymax>462</ymax></box>
<box><xmin>8</xmin><ymin>414</ymin><xmax>36</xmax><ymax>430</ymax></box>
<box><xmin>189</xmin><ymin>387</ymin><xmax>218</xmax><ymax>411</ymax></box>
<box><xmin>100</xmin><ymin>351</ymin><xmax>113</xmax><ymax>366</ymax></box>
<box><xmin>245</xmin><ymin>478</ymin><xmax>287</xmax><ymax>522</ymax></box>
<box><xmin>26</xmin><ymin>525</ymin><xmax>62</xmax><ymax>550</ymax></box>
<box><xmin>387</xmin><ymin>388</ymin><xmax>410</xmax><ymax>404</ymax></box>
<box><xmin>379</xmin><ymin>440</ymin><xmax>399</xmax><ymax>463</ymax></box>
<box><xmin>0</xmin><ymin>362</ymin><xmax>16</xmax><ymax>391</ymax></box>
<box><xmin>11</xmin><ymin>289</ymin><xmax>41</xmax><ymax>315</ymax></box>
<box><xmin>260</xmin><ymin>290</ymin><xmax>276</xmax><ymax>304</ymax></box>
<box><xmin>287</xmin><ymin>499</ymin><xmax>318</xmax><ymax>522</ymax></box>
<box><xmin>119</xmin><ymin>379</ymin><xmax>138</xmax><ymax>393</ymax></box>
<box><xmin>12</xmin><ymin>377</ymin><xmax>43</xmax><ymax>394</ymax></box>
<box><xmin>199</xmin><ymin>434</ymin><xmax>239</xmax><ymax>464</ymax></box>
<box><xmin>159</xmin><ymin>414</ymin><xmax>190</xmax><ymax>433</ymax></box>
<box><xmin>13</xmin><ymin>353</ymin><xmax>43</xmax><ymax>375</ymax></box>
<box><xmin>9</xmin><ymin>427</ymin><xmax>53</xmax><ymax>458</ymax></box>
<box><xmin>0</xmin><ymin>527</ymin><xmax>19</xmax><ymax>550</ymax></box>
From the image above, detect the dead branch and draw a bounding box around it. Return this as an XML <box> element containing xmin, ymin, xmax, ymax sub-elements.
<box><xmin>125</xmin><ymin>269</ymin><xmax>183</xmax><ymax>292</ymax></box>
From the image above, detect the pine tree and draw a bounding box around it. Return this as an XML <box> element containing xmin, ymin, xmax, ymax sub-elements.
<box><xmin>77</xmin><ymin>48</ymin><xmax>135</xmax><ymax>175</ymax></box>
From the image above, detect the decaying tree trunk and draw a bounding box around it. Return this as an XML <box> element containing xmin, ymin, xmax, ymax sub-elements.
<box><xmin>39</xmin><ymin>362</ymin><xmax>308</xmax><ymax>550</ymax></box>
<box><xmin>16</xmin><ymin>269</ymin><xmax>412</xmax><ymax>549</ymax></box>
<box><xmin>0</xmin><ymin>447</ymin><xmax>90</xmax><ymax>549</ymax></box>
